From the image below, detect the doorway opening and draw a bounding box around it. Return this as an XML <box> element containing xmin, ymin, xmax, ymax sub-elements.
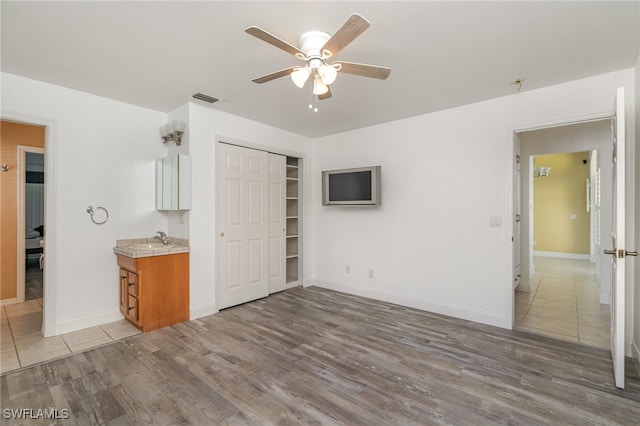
<box><xmin>512</xmin><ymin>120</ymin><xmax>612</xmax><ymax>348</ymax></box>
<box><xmin>1</xmin><ymin>120</ymin><xmax>48</xmax><ymax>371</ymax></box>
<box><xmin>22</xmin><ymin>151</ymin><xmax>45</xmax><ymax>303</ymax></box>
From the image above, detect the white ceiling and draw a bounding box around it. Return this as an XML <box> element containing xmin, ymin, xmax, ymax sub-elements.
<box><xmin>2</xmin><ymin>1</ymin><xmax>638</xmax><ymax>138</ymax></box>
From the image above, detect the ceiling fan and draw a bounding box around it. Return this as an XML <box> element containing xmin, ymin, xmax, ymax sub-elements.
<box><xmin>245</xmin><ymin>13</ymin><xmax>391</xmax><ymax>100</ymax></box>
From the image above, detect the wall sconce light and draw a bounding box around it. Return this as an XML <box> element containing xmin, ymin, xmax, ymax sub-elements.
<box><xmin>534</xmin><ymin>166</ymin><xmax>551</xmax><ymax>178</ymax></box>
<box><xmin>159</xmin><ymin>121</ymin><xmax>186</xmax><ymax>146</ymax></box>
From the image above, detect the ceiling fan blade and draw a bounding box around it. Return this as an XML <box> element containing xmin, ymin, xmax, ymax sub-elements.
<box><xmin>252</xmin><ymin>67</ymin><xmax>297</xmax><ymax>84</ymax></box>
<box><xmin>337</xmin><ymin>62</ymin><xmax>391</xmax><ymax>80</ymax></box>
<box><xmin>245</xmin><ymin>26</ymin><xmax>305</xmax><ymax>57</ymax></box>
<box><xmin>318</xmin><ymin>87</ymin><xmax>332</xmax><ymax>100</ymax></box>
<box><xmin>322</xmin><ymin>14</ymin><xmax>370</xmax><ymax>57</ymax></box>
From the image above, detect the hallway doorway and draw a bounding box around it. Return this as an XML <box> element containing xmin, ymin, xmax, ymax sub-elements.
<box><xmin>512</xmin><ymin>119</ymin><xmax>612</xmax><ymax>348</ymax></box>
<box><xmin>1</xmin><ymin>121</ymin><xmax>46</xmax><ymax>341</ymax></box>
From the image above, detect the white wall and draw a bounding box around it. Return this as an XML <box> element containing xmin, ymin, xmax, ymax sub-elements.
<box><xmin>184</xmin><ymin>102</ymin><xmax>312</xmax><ymax>319</ymax></box>
<box><xmin>1</xmin><ymin>73</ymin><xmax>169</xmax><ymax>335</ymax></box>
<box><xmin>310</xmin><ymin>69</ymin><xmax>635</xmax><ymax>339</ymax></box>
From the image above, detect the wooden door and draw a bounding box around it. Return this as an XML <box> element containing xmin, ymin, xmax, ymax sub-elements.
<box><xmin>268</xmin><ymin>153</ymin><xmax>286</xmax><ymax>293</ymax></box>
<box><xmin>218</xmin><ymin>143</ymin><xmax>269</xmax><ymax>309</ymax></box>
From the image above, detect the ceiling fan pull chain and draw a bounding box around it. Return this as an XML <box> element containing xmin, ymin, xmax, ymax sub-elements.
<box><xmin>308</xmin><ymin>84</ymin><xmax>318</xmax><ymax>112</ymax></box>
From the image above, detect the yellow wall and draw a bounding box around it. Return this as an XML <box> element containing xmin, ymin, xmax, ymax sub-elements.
<box><xmin>0</xmin><ymin>121</ymin><xmax>45</xmax><ymax>301</ymax></box>
<box><xmin>533</xmin><ymin>151</ymin><xmax>591</xmax><ymax>254</ymax></box>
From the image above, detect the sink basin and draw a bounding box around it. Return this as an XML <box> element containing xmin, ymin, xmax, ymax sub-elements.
<box><xmin>128</xmin><ymin>243</ymin><xmax>174</xmax><ymax>250</ymax></box>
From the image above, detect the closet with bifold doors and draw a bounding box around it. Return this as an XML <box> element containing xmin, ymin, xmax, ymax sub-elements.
<box><xmin>217</xmin><ymin>142</ymin><xmax>302</xmax><ymax>310</ymax></box>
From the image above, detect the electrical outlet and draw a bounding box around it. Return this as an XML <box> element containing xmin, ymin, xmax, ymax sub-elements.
<box><xmin>369</xmin><ymin>269</ymin><xmax>374</xmax><ymax>278</ymax></box>
<box><xmin>346</xmin><ymin>265</ymin><xmax>350</xmax><ymax>273</ymax></box>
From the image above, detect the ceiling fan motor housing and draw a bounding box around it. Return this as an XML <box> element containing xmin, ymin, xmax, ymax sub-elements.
<box><xmin>299</xmin><ymin>31</ymin><xmax>331</xmax><ymax>57</ymax></box>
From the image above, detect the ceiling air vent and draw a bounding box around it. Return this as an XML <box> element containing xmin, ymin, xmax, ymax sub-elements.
<box><xmin>192</xmin><ymin>93</ymin><xmax>219</xmax><ymax>103</ymax></box>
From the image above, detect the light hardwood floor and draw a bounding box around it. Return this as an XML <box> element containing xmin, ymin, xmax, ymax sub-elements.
<box><xmin>2</xmin><ymin>287</ymin><xmax>639</xmax><ymax>425</ymax></box>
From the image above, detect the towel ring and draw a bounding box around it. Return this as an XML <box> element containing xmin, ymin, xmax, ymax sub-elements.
<box><xmin>86</xmin><ymin>206</ymin><xmax>109</xmax><ymax>225</ymax></box>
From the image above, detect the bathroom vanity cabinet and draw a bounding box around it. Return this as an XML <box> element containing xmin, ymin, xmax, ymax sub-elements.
<box><xmin>117</xmin><ymin>253</ymin><xmax>189</xmax><ymax>332</ymax></box>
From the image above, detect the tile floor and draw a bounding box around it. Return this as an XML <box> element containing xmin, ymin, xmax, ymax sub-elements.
<box><xmin>1</xmin><ymin>299</ymin><xmax>141</xmax><ymax>374</ymax></box>
<box><xmin>515</xmin><ymin>256</ymin><xmax>610</xmax><ymax>349</ymax></box>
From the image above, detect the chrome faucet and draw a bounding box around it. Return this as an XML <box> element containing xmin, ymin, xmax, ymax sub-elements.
<box><xmin>153</xmin><ymin>231</ymin><xmax>170</xmax><ymax>245</ymax></box>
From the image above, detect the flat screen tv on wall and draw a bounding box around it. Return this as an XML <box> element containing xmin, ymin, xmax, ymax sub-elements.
<box><xmin>322</xmin><ymin>166</ymin><xmax>381</xmax><ymax>206</ymax></box>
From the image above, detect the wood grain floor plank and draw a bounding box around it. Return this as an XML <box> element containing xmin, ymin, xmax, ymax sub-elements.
<box><xmin>1</xmin><ymin>287</ymin><xmax>639</xmax><ymax>425</ymax></box>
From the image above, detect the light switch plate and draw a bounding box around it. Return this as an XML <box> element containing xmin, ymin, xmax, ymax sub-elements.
<box><xmin>489</xmin><ymin>216</ymin><xmax>503</xmax><ymax>227</ymax></box>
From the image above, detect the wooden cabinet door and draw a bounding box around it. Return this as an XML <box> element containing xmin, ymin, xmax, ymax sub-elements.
<box><xmin>126</xmin><ymin>271</ymin><xmax>140</xmax><ymax>326</ymax></box>
<box><xmin>119</xmin><ymin>268</ymin><xmax>128</xmax><ymax>316</ymax></box>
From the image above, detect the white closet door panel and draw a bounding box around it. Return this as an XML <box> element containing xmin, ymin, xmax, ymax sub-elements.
<box><xmin>248</xmin><ymin>238</ymin><xmax>264</xmax><ymax>285</ymax></box>
<box><xmin>269</xmin><ymin>237</ymin><xmax>283</xmax><ymax>282</ymax></box>
<box><xmin>248</xmin><ymin>179</ymin><xmax>264</xmax><ymax>226</ymax></box>
<box><xmin>269</xmin><ymin>183</ymin><xmax>283</xmax><ymax>225</ymax></box>
<box><xmin>218</xmin><ymin>143</ymin><xmax>269</xmax><ymax>309</ymax></box>
<box><xmin>226</xmin><ymin>179</ymin><xmax>242</xmax><ymax>225</ymax></box>
<box><xmin>225</xmin><ymin>241</ymin><xmax>242</xmax><ymax>290</ymax></box>
<box><xmin>268</xmin><ymin>153</ymin><xmax>286</xmax><ymax>293</ymax></box>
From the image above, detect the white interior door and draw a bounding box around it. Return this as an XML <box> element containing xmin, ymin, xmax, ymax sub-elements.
<box><xmin>268</xmin><ymin>153</ymin><xmax>286</xmax><ymax>294</ymax></box>
<box><xmin>218</xmin><ymin>143</ymin><xmax>269</xmax><ymax>309</ymax></box>
<box><xmin>605</xmin><ymin>87</ymin><xmax>627</xmax><ymax>389</ymax></box>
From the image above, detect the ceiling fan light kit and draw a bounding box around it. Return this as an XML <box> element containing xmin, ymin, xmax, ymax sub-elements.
<box><xmin>312</xmin><ymin>75</ymin><xmax>329</xmax><ymax>95</ymax></box>
<box><xmin>291</xmin><ymin>67</ymin><xmax>311</xmax><ymax>88</ymax></box>
<box><xmin>245</xmin><ymin>13</ymin><xmax>391</xmax><ymax>104</ymax></box>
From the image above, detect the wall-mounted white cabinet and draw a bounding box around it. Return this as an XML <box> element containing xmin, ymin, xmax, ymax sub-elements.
<box><xmin>156</xmin><ymin>154</ymin><xmax>191</xmax><ymax>211</ymax></box>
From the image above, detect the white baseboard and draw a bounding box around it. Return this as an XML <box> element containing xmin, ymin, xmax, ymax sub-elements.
<box><xmin>54</xmin><ymin>304</ymin><xmax>219</xmax><ymax>335</ymax></box>
<box><xmin>190</xmin><ymin>302</ymin><xmax>218</xmax><ymax>320</ymax></box>
<box><xmin>56</xmin><ymin>310</ymin><xmax>124</xmax><ymax>335</ymax></box>
<box><xmin>1</xmin><ymin>298</ymin><xmax>17</xmax><ymax>306</ymax></box>
<box><xmin>307</xmin><ymin>279</ymin><xmax>507</xmax><ymax>329</ymax></box>
<box><xmin>534</xmin><ymin>251</ymin><xmax>590</xmax><ymax>260</ymax></box>
<box><xmin>515</xmin><ymin>283</ymin><xmax>531</xmax><ymax>293</ymax></box>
